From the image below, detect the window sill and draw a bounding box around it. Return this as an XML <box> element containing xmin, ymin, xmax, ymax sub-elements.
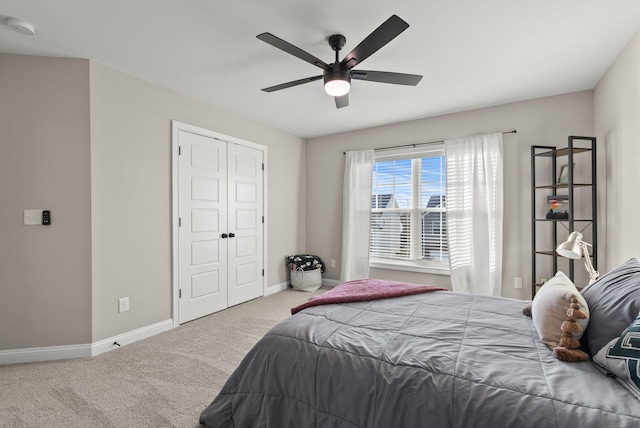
<box><xmin>369</xmin><ymin>259</ymin><xmax>450</xmax><ymax>276</ymax></box>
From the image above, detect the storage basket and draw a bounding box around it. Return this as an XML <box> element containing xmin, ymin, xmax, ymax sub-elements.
<box><xmin>290</xmin><ymin>267</ymin><xmax>322</xmax><ymax>292</ymax></box>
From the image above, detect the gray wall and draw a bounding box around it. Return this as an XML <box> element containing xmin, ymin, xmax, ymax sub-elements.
<box><xmin>89</xmin><ymin>62</ymin><xmax>307</xmax><ymax>341</ymax></box>
<box><xmin>0</xmin><ymin>54</ymin><xmax>92</xmax><ymax>349</ymax></box>
<box><xmin>594</xmin><ymin>28</ymin><xmax>640</xmax><ymax>270</ymax></box>
<box><xmin>305</xmin><ymin>91</ymin><xmax>595</xmax><ymax>299</ymax></box>
<box><xmin>0</xmin><ymin>54</ymin><xmax>306</xmax><ymax>350</ymax></box>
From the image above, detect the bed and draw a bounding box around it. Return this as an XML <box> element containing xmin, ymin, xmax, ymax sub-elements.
<box><xmin>200</xmin><ymin>260</ymin><xmax>640</xmax><ymax>428</ymax></box>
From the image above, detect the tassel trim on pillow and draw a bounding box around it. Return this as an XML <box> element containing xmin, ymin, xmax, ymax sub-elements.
<box><xmin>553</xmin><ymin>296</ymin><xmax>590</xmax><ymax>362</ymax></box>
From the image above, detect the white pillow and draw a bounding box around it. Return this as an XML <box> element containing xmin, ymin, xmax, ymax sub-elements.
<box><xmin>531</xmin><ymin>271</ymin><xmax>589</xmax><ymax>348</ymax></box>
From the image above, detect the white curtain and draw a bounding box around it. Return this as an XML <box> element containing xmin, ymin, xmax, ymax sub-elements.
<box><xmin>341</xmin><ymin>149</ymin><xmax>374</xmax><ymax>282</ymax></box>
<box><xmin>445</xmin><ymin>133</ymin><xmax>503</xmax><ymax>296</ymax></box>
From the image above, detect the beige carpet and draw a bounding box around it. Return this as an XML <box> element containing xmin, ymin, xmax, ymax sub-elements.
<box><xmin>0</xmin><ymin>287</ymin><xmax>327</xmax><ymax>428</ymax></box>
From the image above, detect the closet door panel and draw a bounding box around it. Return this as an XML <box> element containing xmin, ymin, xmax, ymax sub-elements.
<box><xmin>178</xmin><ymin>131</ymin><xmax>228</xmax><ymax>323</ymax></box>
<box><xmin>227</xmin><ymin>144</ymin><xmax>264</xmax><ymax>307</ymax></box>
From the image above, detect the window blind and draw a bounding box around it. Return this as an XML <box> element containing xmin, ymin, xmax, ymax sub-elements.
<box><xmin>370</xmin><ymin>150</ymin><xmax>448</xmax><ymax>265</ymax></box>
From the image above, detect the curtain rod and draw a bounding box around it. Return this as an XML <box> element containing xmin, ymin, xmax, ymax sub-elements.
<box><xmin>343</xmin><ymin>129</ymin><xmax>517</xmax><ymax>154</ymax></box>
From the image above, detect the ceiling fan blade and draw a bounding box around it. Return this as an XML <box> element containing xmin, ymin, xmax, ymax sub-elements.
<box><xmin>335</xmin><ymin>94</ymin><xmax>349</xmax><ymax>109</ymax></box>
<box><xmin>351</xmin><ymin>70</ymin><xmax>422</xmax><ymax>86</ymax></box>
<box><xmin>340</xmin><ymin>15</ymin><xmax>409</xmax><ymax>70</ymax></box>
<box><xmin>261</xmin><ymin>75</ymin><xmax>323</xmax><ymax>93</ymax></box>
<box><xmin>257</xmin><ymin>33</ymin><xmax>329</xmax><ymax>69</ymax></box>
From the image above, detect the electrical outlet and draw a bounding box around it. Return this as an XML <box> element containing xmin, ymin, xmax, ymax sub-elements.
<box><xmin>119</xmin><ymin>297</ymin><xmax>129</xmax><ymax>313</ymax></box>
<box><xmin>331</xmin><ymin>259</ymin><xmax>336</xmax><ymax>268</ymax></box>
<box><xmin>514</xmin><ymin>277</ymin><xmax>523</xmax><ymax>289</ymax></box>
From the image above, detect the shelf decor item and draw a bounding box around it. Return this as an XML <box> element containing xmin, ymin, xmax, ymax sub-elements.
<box><xmin>557</xmin><ymin>163</ymin><xmax>574</xmax><ymax>184</ymax></box>
<box><xmin>546</xmin><ymin>195</ymin><xmax>569</xmax><ymax>219</ymax></box>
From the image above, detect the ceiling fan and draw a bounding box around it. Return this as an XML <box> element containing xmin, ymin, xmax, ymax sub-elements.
<box><xmin>257</xmin><ymin>15</ymin><xmax>423</xmax><ymax>109</ymax></box>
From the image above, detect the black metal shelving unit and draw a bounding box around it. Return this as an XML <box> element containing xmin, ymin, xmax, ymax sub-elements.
<box><xmin>530</xmin><ymin>136</ymin><xmax>597</xmax><ymax>299</ymax></box>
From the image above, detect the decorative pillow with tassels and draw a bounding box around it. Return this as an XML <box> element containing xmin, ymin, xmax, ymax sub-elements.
<box><xmin>531</xmin><ymin>271</ymin><xmax>590</xmax><ymax>362</ymax></box>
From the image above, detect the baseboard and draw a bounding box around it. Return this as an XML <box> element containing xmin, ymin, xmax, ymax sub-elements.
<box><xmin>265</xmin><ymin>277</ymin><xmax>339</xmax><ymax>297</ymax></box>
<box><xmin>91</xmin><ymin>319</ymin><xmax>173</xmax><ymax>356</ymax></box>
<box><xmin>265</xmin><ymin>281</ymin><xmax>289</xmax><ymax>296</ymax></box>
<box><xmin>0</xmin><ymin>319</ymin><xmax>173</xmax><ymax>366</ymax></box>
<box><xmin>0</xmin><ymin>343</ymin><xmax>92</xmax><ymax>365</ymax></box>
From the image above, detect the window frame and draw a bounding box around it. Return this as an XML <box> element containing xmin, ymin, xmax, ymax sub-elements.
<box><xmin>369</xmin><ymin>145</ymin><xmax>449</xmax><ymax>275</ymax></box>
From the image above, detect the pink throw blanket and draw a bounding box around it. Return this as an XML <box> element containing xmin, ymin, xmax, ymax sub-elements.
<box><xmin>291</xmin><ymin>278</ymin><xmax>447</xmax><ymax>315</ymax></box>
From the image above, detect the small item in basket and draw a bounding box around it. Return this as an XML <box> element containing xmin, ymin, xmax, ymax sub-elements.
<box><xmin>285</xmin><ymin>254</ymin><xmax>326</xmax><ymax>273</ymax></box>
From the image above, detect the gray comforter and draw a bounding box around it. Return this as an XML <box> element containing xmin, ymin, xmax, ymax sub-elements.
<box><xmin>200</xmin><ymin>291</ymin><xmax>640</xmax><ymax>427</ymax></box>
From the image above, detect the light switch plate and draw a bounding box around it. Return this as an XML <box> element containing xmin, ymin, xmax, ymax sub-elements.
<box><xmin>24</xmin><ymin>209</ymin><xmax>43</xmax><ymax>225</ymax></box>
<box><xmin>119</xmin><ymin>297</ymin><xmax>129</xmax><ymax>313</ymax></box>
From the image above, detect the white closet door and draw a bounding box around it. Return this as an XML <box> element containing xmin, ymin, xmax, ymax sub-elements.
<box><xmin>227</xmin><ymin>144</ymin><xmax>264</xmax><ymax>307</ymax></box>
<box><xmin>178</xmin><ymin>131</ymin><xmax>228</xmax><ymax>323</ymax></box>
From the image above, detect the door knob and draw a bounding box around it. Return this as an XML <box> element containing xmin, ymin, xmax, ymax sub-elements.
<box><xmin>221</xmin><ymin>233</ymin><xmax>228</xmax><ymax>239</ymax></box>
<box><xmin>228</xmin><ymin>232</ymin><xmax>235</xmax><ymax>238</ymax></box>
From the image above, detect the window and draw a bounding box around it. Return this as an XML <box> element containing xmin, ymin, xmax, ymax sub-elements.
<box><xmin>370</xmin><ymin>146</ymin><xmax>448</xmax><ymax>273</ymax></box>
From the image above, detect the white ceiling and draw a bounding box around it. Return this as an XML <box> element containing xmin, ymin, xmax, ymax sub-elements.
<box><xmin>1</xmin><ymin>1</ymin><xmax>640</xmax><ymax>139</ymax></box>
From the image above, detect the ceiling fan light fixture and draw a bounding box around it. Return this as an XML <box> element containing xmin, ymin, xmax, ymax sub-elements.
<box><xmin>324</xmin><ymin>78</ymin><xmax>350</xmax><ymax>97</ymax></box>
<box><xmin>324</xmin><ymin>70</ymin><xmax>351</xmax><ymax>97</ymax></box>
